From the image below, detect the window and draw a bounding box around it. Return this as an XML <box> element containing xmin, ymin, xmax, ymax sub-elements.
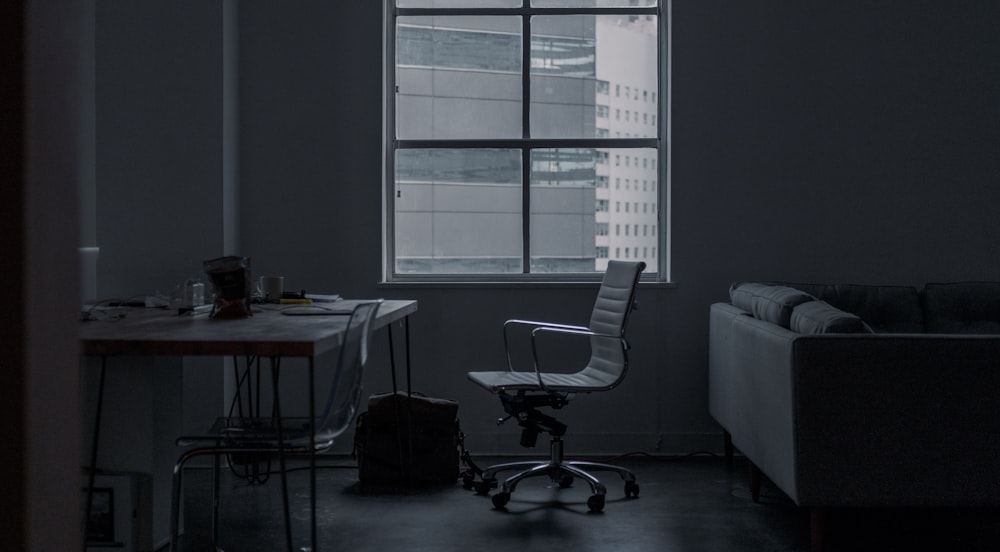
<box><xmin>387</xmin><ymin>0</ymin><xmax>664</xmax><ymax>279</ymax></box>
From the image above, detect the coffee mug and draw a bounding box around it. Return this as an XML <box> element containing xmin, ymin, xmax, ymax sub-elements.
<box><xmin>260</xmin><ymin>276</ymin><xmax>284</xmax><ymax>303</ymax></box>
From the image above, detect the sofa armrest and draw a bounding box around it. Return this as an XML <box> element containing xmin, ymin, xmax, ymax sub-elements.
<box><xmin>723</xmin><ymin>313</ymin><xmax>802</xmax><ymax>500</ymax></box>
<box><xmin>791</xmin><ymin>334</ymin><xmax>1000</xmax><ymax>507</ymax></box>
<box><xmin>708</xmin><ymin>303</ymin><xmax>752</xmax><ymax>431</ymax></box>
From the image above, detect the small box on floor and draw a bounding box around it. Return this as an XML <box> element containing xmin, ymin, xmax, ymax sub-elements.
<box><xmin>83</xmin><ymin>472</ymin><xmax>152</xmax><ymax>552</ymax></box>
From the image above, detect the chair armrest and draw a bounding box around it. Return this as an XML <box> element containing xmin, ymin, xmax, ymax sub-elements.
<box><xmin>528</xmin><ymin>326</ymin><xmax>628</xmax><ymax>392</ymax></box>
<box><xmin>502</xmin><ymin>319</ymin><xmax>590</xmax><ymax>373</ymax></box>
<box><xmin>504</xmin><ymin>318</ymin><xmax>590</xmax><ymax>332</ymax></box>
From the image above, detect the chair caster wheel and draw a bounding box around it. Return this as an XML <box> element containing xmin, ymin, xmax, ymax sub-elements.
<box><xmin>558</xmin><ymin>474</ymin><xmax>574</xmax><ymax>488</ymax></box>
<box><xmin>587</xmin><ymin>494</ymin><xmax>605</xmax><ymax>513</ymax></box>
<box><xmin>474</xmin><ymin>479</ymin><xmax>496</xmax><ymax>496</ymax></box>
<box><xmin>491</xmin><ymin>492</ymin><xmax>511</xmax><ymax>509</ymax></box>
<box><xmin>625</xmin><ymin>481</ymin><xmax>640</xmax><ymax>498</ymax></box>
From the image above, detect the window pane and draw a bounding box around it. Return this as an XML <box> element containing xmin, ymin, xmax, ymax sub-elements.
<box><xmin>530</xmin><ymin>148</ymin><xmax>598</xmax><ymax>272</ymax></box>
<box><xmin>530</xmin><ymin>148</ymin><xmax>657</xmax><ymax>273</ymax></box>
<box><xmin>532</xmin><ymin>0</ymin><xmax>656</xmax><ymax>6</ymax></box>
<box><xmin>397</xmin><ymin>17</ymin><xmax>522</xmax><ymax>140</ymax></box>
<box><xmin>395</xmin><ymin>149</ymin><xmax>523</xmax><ymax>274</ymax></box>
<box><xmin>399</xmin><ymin>0</ymin><xmax>522</xmax><ymax>7</ymax></box>
<box><xmin>531</xmin><ymin>15</ymin><xmax>657</xmax><ymax>139</ymax></box>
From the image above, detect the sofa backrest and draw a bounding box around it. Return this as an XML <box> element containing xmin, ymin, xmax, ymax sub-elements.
<box><xmin>813</xmin><ymin>284</ymin><xmax>924</xmax><ymax>333</ymax></box>
<box><xmin>922</xmin><ymin>282</ymin><xmax>1000</xmax><ymax>334</ymax></box>
<box><xmin>733</xmin><ymin>281</ymin><xmax>924</xmax><ymax>333</ymax></box>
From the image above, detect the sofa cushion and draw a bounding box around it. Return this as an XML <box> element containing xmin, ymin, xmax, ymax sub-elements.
<box><xmin>791</xmin><ymin>300</ymin><xmax>873</xmax><ymax>334</ymax></box>
<box><xmin>753</xmin><ymin>286</ymin><xmax>815</xmax><ymax>328</ymax></box>
<box><xmin>765</xmin><ymin>281</ymin><xmax>826</xmax><ymax>300</ymax></box>
<box><xmin>922</xmin><ymin>282</ymin><xmax>1000</xmax><ymax>334</ymax></box>
<box><xmin>817</xmin><ymin>284</ymin><xmax>924</xmax><ymax>333</ymax></box>
<box><xmin>729</xmin><ymin>282</ymin><xmax>769</xmax><ymax>312</ymax></box>
<box><xmin>730</xmin><ymin>282</ymin><xmax>815</xmax><ymax>327</ymax></box>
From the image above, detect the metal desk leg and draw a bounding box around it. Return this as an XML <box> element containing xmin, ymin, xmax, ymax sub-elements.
<box><xmin>83</xmin><ymin>356</ymin><xmax>107</xmax><ymax>552</ymax></box>
<box><xmin>385</xmin><ymin>316</ymin><xmax>415</xmax><ymax>479</ymax></box>
<box><xmin>270</xmin><ymin>357</ymin><xmax>293</xmax><ymax>552</ymax></box>
<box><xmin>404</xmin><ymin>315</ymin><xmax>412</xmax><ymax>397</ymax></box>
<box><xmin>385</xmin><ymin>315</ymin><xmax>413</xmax><ymax>395</ymax></box>
<box><xmin>308</xmin><ymin>355</ymin><xmax>317</xmax><ymax>552</ymax></box>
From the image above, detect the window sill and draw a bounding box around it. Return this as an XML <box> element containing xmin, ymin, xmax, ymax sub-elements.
<box><xmin>377</xmin><ymin>279</ymin><xmax>676</xmax><ymax>290</ymax></box>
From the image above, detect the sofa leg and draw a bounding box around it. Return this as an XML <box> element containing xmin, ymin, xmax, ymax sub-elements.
<box><xmin>723</xmin><ymin>430</ymin><xmax>734</xmax><ymax>467</ymax></box>
<box><xmin>810</xmin><ymin>508</ymin><xmax>826</xmax><ymax>552</ymax></box>
<box><xmin>748</xmin><ymin>462</ymin><xmax>761</xmax><ymax>503</ymax></box>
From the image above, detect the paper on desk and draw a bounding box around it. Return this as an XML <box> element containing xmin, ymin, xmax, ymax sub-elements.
<box><xmin>304</xmin><ymin>293</ymin><xmax>341</xmax><ymax>303</ymax></box>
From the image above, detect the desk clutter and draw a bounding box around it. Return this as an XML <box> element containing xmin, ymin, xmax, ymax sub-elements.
<box><xmin>204</xmin><ymin>255</ymin><xmax>253</xmax><ymax>318</ymax></box>
<box><xmin>81</xmin><ymin>255</ymin><xmax>344</xmax><ymax>320</ymax></box>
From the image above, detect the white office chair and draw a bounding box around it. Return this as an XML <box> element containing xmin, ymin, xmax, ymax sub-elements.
<box><xmin>169</xmin><ymin>300</ymin><xmax>382</xmax><ymax>552</ymax></box>
<box><xmin>466</xmin><ymin>261</ymin><xmax>645</xmax><ymax>512</ymax></box>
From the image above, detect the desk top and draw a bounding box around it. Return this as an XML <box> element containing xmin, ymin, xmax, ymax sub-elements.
<box><xmin>80</xmin><ymin>299</ymin><xmax>416</xmax><ymax>358</ymax></box>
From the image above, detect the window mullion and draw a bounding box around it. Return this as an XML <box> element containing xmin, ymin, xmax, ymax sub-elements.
<box><xmin>521</xmin><ymin>14</ymin><xmax>531</xmax><ymax>273</ymax></box>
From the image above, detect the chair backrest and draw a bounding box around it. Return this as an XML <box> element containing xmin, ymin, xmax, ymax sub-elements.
<box><xmin>316</xmin><ymin>300</ymin><xmax>382</xmax><ymax>443</ymax></box>
<box><xmin>583</xmin><ymin>261</ymin><xmax>645</xmax><ymax>387</ymax></box>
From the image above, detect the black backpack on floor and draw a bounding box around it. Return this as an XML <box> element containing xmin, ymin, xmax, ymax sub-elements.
<box><xmin>354</xmin><ymin>391</ymin><xmax>463</xmax><ymax>487</ymax></box>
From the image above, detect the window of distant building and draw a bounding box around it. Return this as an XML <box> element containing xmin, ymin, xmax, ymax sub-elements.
<box><xmin>386</xmin><ymin>0</ymin><xmax>665</xmax><ymax>281</ymax></box>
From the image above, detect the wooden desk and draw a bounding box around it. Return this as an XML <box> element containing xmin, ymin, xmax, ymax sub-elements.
<box><xmin>80</xmin><ymin>299</ymin><xmax>416</xmax><ymax>551</ymax></box>
<box><xmin>81</xmin><ymin>299</ymin><xmax>417</xmax><ymax>358</ymax></box>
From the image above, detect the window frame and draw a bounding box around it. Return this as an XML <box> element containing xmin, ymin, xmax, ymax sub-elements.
<box><xmin>383</xmin><ymin>0</ymin><xmax>669</xmax><ymax>284</ymax></box>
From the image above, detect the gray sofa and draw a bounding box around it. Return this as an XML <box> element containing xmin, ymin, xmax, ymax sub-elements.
<box><xmin>708</xmin><ymin>281</ymin><xmax>1000</xmax><ymax>549</ymax></box>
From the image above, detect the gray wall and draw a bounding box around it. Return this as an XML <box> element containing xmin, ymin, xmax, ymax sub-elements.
<box><xmin>92</xmin><ymin>0</ymin><xmax>1000</xmax><ymax>458</ymax></box>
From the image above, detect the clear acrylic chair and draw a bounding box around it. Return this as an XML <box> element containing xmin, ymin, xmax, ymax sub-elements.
<box><xmin>169</xmin><ymin>299</ymin><xmax>382</xmax><ymax>552</ymax></box>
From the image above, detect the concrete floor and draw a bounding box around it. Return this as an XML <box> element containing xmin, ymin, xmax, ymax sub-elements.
<box><xmin>174</xmin><ymin>454</ymin><xmax>999</xmax><ymax>552</ymax></box>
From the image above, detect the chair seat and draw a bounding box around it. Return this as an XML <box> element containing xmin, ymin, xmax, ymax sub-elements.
<box><xmin>467</xmin><ymin>368</ymin><xmax>619</xmax><ymax>394</ymax></box>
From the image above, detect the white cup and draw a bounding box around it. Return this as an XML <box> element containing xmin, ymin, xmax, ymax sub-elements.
<box><xmin>261</xmin><ymin>276</ymin><xmax>284</xmax><ymax>302</ymax></box>
<box><xmin>183</xmin><ymin>280</ymin><xmax>205</xmax><ymax>307</ymax></box>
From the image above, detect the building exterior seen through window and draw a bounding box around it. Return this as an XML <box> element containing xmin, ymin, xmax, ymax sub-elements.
<box><xmin>388</xmin><ymin>0</ymin><xmax>662</xmax><ymax>278</ymax></box>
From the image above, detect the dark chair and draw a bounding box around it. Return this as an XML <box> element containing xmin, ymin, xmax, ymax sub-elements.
<box><xmin>466</xmin><ymin>261</ymin><xmax>645</xmax><ymax>512</ymax></box>
<box><xmin>169</xmin><ymin>299</ymin><xmax>382</xmax><ymax>552</ymax></box>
